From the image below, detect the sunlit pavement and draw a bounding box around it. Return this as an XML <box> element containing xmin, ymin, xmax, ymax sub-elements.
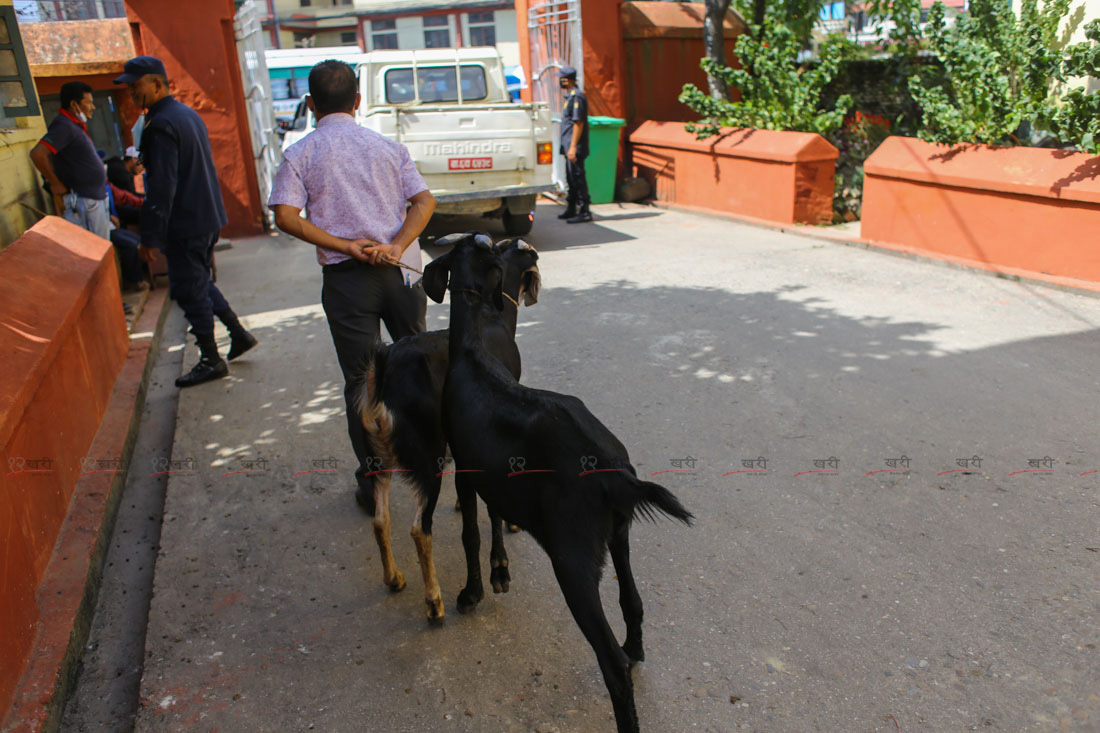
<box><xmin>127</xmin><ymin>202</ymin><xmax>1099</xmax><ymax>731</ymax></box>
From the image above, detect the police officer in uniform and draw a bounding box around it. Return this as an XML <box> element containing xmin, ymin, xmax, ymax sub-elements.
<box><xmin>557</xmin><ymin>66</ymin><xmax>592</xmax><ymax>223</ymax></box>
<box><xmin>115</xmin><ymin>56</ymin><xmax>258</xmax><ymax>388</ymax></box>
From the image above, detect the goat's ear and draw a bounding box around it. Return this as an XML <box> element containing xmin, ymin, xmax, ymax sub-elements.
<box><xmin>422</xmin><ymin>251</ymin><xmax>452</xmax><ymax>303</ymax></box>
<box><xmin>520</xmin><ymin>266</ymin><xmax>541</xmax><ymax>306</ymax></box>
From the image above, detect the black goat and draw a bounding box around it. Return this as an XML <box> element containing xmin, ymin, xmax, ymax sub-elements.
<box><xmin>356</xmin><ymin>238</ymin><xmax>541</xmax><ymax>622</ymax></box>
<box><xmin>424</xmin><ymin>233</ymin><xmax>693</xmax><ymax>733</ymax></box>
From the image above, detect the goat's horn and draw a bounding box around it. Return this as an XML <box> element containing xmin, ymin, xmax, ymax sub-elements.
<box><xmin>434</xmin><ymin>233</ymin><xmax>468</xmax><ymax>247</ymax></box>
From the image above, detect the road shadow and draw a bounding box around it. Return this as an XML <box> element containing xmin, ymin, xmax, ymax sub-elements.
<box><xmin>141</xmin><ymin>272</ymin><xmax>1100</xmax><ymax>731</ymax></box>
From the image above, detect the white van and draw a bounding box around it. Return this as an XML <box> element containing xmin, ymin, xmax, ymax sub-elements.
<box><xmin>283</xmin><ymin>47</ymin><xmax>555</xmax><ymax>235</ymax></box>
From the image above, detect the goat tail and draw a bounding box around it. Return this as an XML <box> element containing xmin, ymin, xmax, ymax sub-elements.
<box><xmin>354</xmin><ymin>343</ymin><xmax>397</xmax><ymax>468</ymax></box>
<box><xmin>628</xmin><ymin>477</ymin><xmax>694</xmax><ymax>526</ymax></box>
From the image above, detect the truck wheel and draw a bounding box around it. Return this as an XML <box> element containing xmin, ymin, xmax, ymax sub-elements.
<box><xmin>503</xmin><ymin>211</ymin><xmax>534</xmax><ymax>236</ymax></box>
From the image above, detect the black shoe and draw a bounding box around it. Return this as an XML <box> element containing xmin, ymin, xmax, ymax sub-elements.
<box><xmin>567</xmin><ymin>212</ymin><xmax>593</xmax><ymax>223</ymax></box>
<box><xmin>227</xmin><ymin>330</ymin><xmax>258</xmax><ymax>361</ymax></box>
<box><xmin>355</xmin><ymin>485</ymin><xmax>376</xmax><ymax>515</ymax></box>
<box><xmin>175</xmin><ymin>356</ymin><xmax>228</xmax><ymax>388</ymax></box>
<box><xmin>557</xmin><ymin>209</ymin><xmax>577</xmax><ymax>220</ymax></box>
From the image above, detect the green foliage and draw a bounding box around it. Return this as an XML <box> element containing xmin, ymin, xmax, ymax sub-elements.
<box><xmin>731</xmin><ymin>0</ymin><xmax>829</xmax><ymax>42</ymax></box>
<box><xmin>1045</xmin><ymin>19</ymin><xmax>1100</xmax><ymax>154</ymax></box>
<box><xmin>906</xmin><ymin>0</ymin><xmax>1098</xmax><ymax>150</ymax></box>
<box><xmin>866</xmin><ymin>0</ymin><xmax>925</xmax><ymax>54</ymax></box>
<box><xmin>831</xmin><ymin>113</ymin><xmax>893</xmax><ymax>221</ymax></box>
<box><xmin>679</xmin><ymin>20</ymin><xmax>853</xmax><ymax>138</ymax></box>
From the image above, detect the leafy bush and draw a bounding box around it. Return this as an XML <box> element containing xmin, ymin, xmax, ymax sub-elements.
<box><xmin>1045</xmin><ymin>19</ymin><xmax>1100</xmax><ymax>153</ymax></box>
<box><xmin>831</xmin><ymin>112</ymin><xmax>892</xmax><ymax>221</ymax></box>
<box><xmin>679</xmin><ymin>20</ymin><xmax>853</xmax><ymax>138</ymax></box>
<box><xmin>908</xmin><ymin>0</ymin><xmax>1099</xmax><ymax>153</ymax></box>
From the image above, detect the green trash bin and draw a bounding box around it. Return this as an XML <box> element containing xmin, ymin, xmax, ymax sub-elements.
<box><xmin>584</xmin><ymin>116</ymin><xmax>625</xmax><ymax>205</ymax></box>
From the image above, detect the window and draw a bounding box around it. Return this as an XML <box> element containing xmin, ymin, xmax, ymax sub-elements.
<box><xmin>0</xmin><ymin>7</ymin><xmax>39</xmax><ymax>119</ymax></box>
<box><xmin>423</xmin><ymin>15</ymin><xmax>450</xmax><ymax>49</ymax></box>
<box><xmin>371</xmin><ymin>18</ymin><xmax>398</xmax><ymax>50</ymax></box>
<box><xmin>468</xmin><ymin>11</ymin><xmax>495</xmax><ymax>47</ymax></box>
<box><xmin>340</xmin><ymin>31</ymin><xmax>357</xmax><ymax>45</ymax></box>
<box><xmin>385</xmin><ymin>64</ymin><xmax>487</xmax><ymax>104</ymax></box>
<box><xmin>293</xmin><ymin>32</ymin><xmax>313</xmax><ymax>48</ymax></box>
<box><xmin>291</xmin><ymin>75</ymin><xmax>310</xmax><ymax>98</ymax></box>
<box><xmin>300</xmin><ymin>0</ymin><xmax>311</xmax><ymax>6</ymax></box>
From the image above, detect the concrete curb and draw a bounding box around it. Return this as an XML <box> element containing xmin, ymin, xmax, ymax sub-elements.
<box><xmin>3</xmin><ymin>288</ymin><xmax>172</xmax><ymax>733</ymax></box>
<box><xmin>645</xmin><ymin>200</ymin><xmax>1100</xmax><ymax>299</ymax></box>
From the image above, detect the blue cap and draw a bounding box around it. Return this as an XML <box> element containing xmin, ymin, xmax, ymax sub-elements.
<box><xmin>114</xmin><ymin>56</ymin><xmax>168</xmax><ymax>84</ymax></box>
<box><xmin>558</xmin><ymin>65</ymin><xmax>577</xmax><ymax>80</ymax></box>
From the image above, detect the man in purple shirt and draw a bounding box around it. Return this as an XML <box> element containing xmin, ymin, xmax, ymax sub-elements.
<box><xmin>269</xmin><ymin>59</ymin><xmax>435</xmax><ymax>512</ymax></box>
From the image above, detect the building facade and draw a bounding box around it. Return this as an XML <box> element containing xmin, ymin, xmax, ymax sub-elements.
<box><xmin>262</xmin><ymin>0</ymin><xmax>519</xmax><ymax>66</ymax></box>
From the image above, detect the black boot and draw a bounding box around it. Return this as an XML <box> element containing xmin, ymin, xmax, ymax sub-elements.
<box><xmin>567</xmin><ymin>208</ymin><xmax>592</xmax><ymax>223</ymax></box>
<box><xmin>216</xmin><ymin>308</ymin><xmax>259</xmax><ymax>361</ymax></box>
<box><xmin>557</xmin><ymin>205</ymin><xmax>577</xmax><ymax>220</ymax></box>
<box><xmin>176</xmin><ymin>331</ymin><xmax>228</xmax><ymax>388</ymax></box>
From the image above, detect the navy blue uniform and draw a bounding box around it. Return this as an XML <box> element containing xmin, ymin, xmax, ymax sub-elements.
<box><xmin>561</xmin><ymin>88</ymin><xmax>590</xmax><ymax>215</ymax></box>
<box><xmin>40</xmin><ymin>110</ymin><xmax>108</xmax><ymax>199</ymax></box>
<box><xmin>140</xmin><ymin>95</ymin><xmax>231</xmax><ymax>337</ymax></box>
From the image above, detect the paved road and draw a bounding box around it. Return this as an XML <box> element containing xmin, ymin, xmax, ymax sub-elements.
<box><xmin>131</xmin><ymin>203</ymin><xmax>1099</xmax><ymax>732</ymax></box>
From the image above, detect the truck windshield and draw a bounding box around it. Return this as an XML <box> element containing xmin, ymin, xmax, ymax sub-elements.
<box><xmin>385</xmin><ymin>65</ymin><xmax>488</xmax><ymax>104</ymax></box>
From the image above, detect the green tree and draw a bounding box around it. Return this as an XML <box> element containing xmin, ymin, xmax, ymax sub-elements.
<box><xmin>680</xmin><ymin>19</ymin><xmax>853</xmax><ymax>138</ymax></box>
<box><xmin>732</xmin><ymin>0</ymin><xmax>830</xmax><ymax>41</ymax></box>
<box><xmin>908</xmin><ymin>0</ymin><xmax>1072</xmax><ymax>146</ymax></box>
<box><xmin>1045</xmin><ymin>19</ymin><xmax>1100</xmax><ymax>153</ymax></box>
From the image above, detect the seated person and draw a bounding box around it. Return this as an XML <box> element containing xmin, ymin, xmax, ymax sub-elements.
<box><xmin>106</xmin><ymin>146</ymin><xmax>143</xmax><ymax>195</ymax></box>
<box><xmin>105</xmin><ymin>182</ymin><xmax>148</xmax><ymax>292</ymax></box>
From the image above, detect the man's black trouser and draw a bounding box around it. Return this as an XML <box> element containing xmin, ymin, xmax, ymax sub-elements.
<box><xmin>163</xmin><ymin>231</ymin><xmax>229</xmax><ymax>336</ymax></box>
<box><xmin>565</xmin><ymin>155</ymin><xmax>590</xmax><ymax>213</ymax></box>
<box><xmin>321</xmin><ymin>261</ymin><xmax>427</xmax><ymax>492</ymax></box>
<box><xmin>110</xmin><ymin>227</ymin><xmax>145</xmax><ymax>285</ymax></box>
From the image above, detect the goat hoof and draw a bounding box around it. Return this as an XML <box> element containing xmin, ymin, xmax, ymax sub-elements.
<box><xmin>506</xmin><ymin>523</ymin><xmax>521</xmax><ymax>533</ymax></box>
<box><xmin>622</xmin><ymin>641</ymin><xmax>645</xmax><ymax>665</ymax></box>
<box><xmin>426</xmin><ymin>599</ymin><xmax>445</xmax><ymax>625</ymax></box>
<box><xmin>456</xmin><ymin>587</ymin><xmax>483</xmax><ymax>614</ymax></box>
<box><xmin>387</xmin><ymin>571</ymin><xmax>406</xmax><ymax>592</ymax></box>
<box><xmin>490</xmin><ymin>566</ymin><xmax>511</xmax><ymax>594</ymax></box>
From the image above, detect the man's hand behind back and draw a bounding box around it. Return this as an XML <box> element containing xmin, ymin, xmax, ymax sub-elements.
<box><xmin>359</xmin><ymin>242</ymin><xmax>404</xmax><ymax>267</ymax></box>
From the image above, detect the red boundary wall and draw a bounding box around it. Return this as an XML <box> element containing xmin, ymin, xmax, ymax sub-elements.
<box><xmin>621</xmin><ymin>1</ymin><xmax>746</xmax><ymax>127</ymax></box>
<box><xmin>630</xmin><ymin>121</ymin><xmax>839</xmax><ymax>225</ymax></box>
<box><xmin>862</xmin><ymin>136</ymin><xmax>1100</xmax><ymax>283</ymax></box>
<box><xmin>0</xmin><ymin>217</ymin><xmax>129</xmax><ymax>718</ymax></box>
<box><xmin>123</xmin><ymin>0</ymin><xmax>264</xmax><ymax>238</ymax></box>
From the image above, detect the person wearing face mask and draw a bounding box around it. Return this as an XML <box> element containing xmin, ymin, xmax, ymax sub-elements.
<box><xmin>29</xmin><ymin>81</ymin><xmax>111</xmax><ymax>239</ymax></box>
<box><xmin>557</xmin><ymin>66</ymin><xmax>591</xmax><ymax>224</ymax></box>
<box><xmin>114</xmin><ymin>55</ymin><xmax>258</xmax><ymax>388</ymax></box>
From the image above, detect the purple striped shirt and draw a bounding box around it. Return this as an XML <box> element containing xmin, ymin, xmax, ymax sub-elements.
<box><xmin>268</xmin><ymin>113</ymin><xmax>429</xmax><ymax>276</ymax></box>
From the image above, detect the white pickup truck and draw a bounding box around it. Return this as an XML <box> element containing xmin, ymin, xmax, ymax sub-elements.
<box><xmin>282</xmin><ymin>48</ymin><xmax>555</xmax><ymax>236</ymax></box>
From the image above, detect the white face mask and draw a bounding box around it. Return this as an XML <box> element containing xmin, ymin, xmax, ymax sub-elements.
<box><xmin>131</xmin><ymin>114</ymin><xmax>145</xmax><ymax>151</ymax></box>
<box><xmin>75</xmin><ymin>110</ymin><xmax>87</xmax><ymax>123</ymax></box>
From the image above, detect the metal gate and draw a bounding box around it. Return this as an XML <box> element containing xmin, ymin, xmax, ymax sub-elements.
<box><xmin>527</xmin><ymin>0</ymin><xmax>582</xmax><ymax>192</ymax></box>
<box><xmin>234</xmin><ymin>0</ymin><xmax>282</xmax><ymax>229</ymax></box>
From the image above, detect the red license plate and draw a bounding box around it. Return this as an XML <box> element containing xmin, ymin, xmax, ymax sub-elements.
<box><xmin>448</xmin><ymin>157</ymin><xmax>493</xmax><ymax>170</ymax></box>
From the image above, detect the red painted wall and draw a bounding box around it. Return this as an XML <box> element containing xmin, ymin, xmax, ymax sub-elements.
<box><xmin>513</xmin><ymin>0</ymin><xmax>627</xmax><ymax>117</ymax></box>
<box><xmin>0</xmin><ymin>218</ymin><xmax>129</xmax><ymax>717</ymax></box>
<box><xmin>631</xmin><ymin>121</ymin><xmax>839</xmax><ymax>225</ymax></box>
<box><xmin>579</xmin><ymin>0</ymin><xmax>627</xmax><ymax>118</ymax></box>
<box><xmin>124</xmin><ymin>0</ymin><xmax>264</xmax><ymax>237</ymax></box>
<box><xmin>622</xmin><ymin>2</ymin><xmax>746</xmax><ymax>127</ymax></box>
<box><xmin>862</xmin><ymin>136</ymin><xmax>1100</xmax><ymax>282</ymax></box>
